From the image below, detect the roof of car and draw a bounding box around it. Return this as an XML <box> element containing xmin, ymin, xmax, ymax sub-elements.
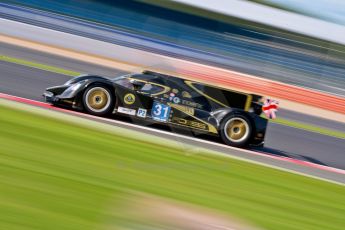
<box><xmin>134</xmin><ymin>70</ymin><xmax>261</xmax><ymax>101</ymax></box>
<box><xmin>131</xmin><ymin>71</ymin><xmax>184</xmax><ymax>84</ymax></box>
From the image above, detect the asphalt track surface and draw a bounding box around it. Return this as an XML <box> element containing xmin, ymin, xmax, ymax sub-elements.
<box><xmin>1</xmin><ymin>45</ymin><xmax>345</xmax><ymax>183</ymax></box>
<box><xmin>2</xmin><ymin>43</ymin><xmax>344</xmax><ymax>132</ymax></box>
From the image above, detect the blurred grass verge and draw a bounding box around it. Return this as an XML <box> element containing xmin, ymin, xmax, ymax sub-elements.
<box><xmin>0</xmin><ymin>99</ymin><xmax>344</xmax><ymax>230</ymax></box>
<box><xmin>0</xmin><ymin>55</ymin><xmax>81</xmax><ymax>76</ymax></box>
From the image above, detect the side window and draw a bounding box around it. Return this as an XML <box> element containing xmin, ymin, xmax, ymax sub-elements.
<box><xmin>114</xmin><ymin>78</ymin><xmax>134</xmax><ymax>90</ymax></box>
<box><xmin>138</xmin><ymin>83</ymin><xmax>165</xmax><ymax>95</ymax></box>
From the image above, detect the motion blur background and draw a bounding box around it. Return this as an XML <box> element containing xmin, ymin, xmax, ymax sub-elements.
<box><xmin>0</xmin><ymin>0</ymin><xmax>345</xmax><ymax>229</ymax></box>
<box><xmin>3</xmin><ymin>0</ymin><xmax>345</xmax><ymax>95</ymax></box>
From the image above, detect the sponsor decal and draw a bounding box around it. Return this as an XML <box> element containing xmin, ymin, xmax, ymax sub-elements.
<box><xmin>169</xmin><ymin>93</ymin><xmax>175</xmax><ymax>100</ymax></box>
<box><xmin>182</xmin><ymin>91</ymin><xmax>192</xmax><ymax>98</ymax></box>
<box><xmin>173</xmin><ymin>97</ymin><xmax>180</xmax><ymax>104</ymax></box>
<box><xmin>124</xmin><ymin>93</ymin><xmax>135</xmax><ymax>105</ymax></box>
<box><xmin>117</xmin><ymin>106</ymin><xmax>136</xmax><ymax>116</ymax></box>
<box><xmin>169</xmin><ymin>104</ymin><xmax>194</xmax><ymax>116</ymax></box>
<box><xmin>181</xmin><ymin>100</ymin><xmax>202</xmax><ymax>109</ymax></box>
<box><xmin>151</xmin><ymin>101</ymin><xmax>171</xmax><ymax>122</ymax></box>
<box><xmin>137</xmin><ymin>108</ymin><xmax>147</xmax><ymax>118</ymax></box>
<box><xmin>169</xmin><ymin>93</ymin><xmax>180</xmax><ymax>104</ymax></box>
<box><xmin>172</xmin><ymin>117</ymin><xmax>207</xmax><ymax>130</ymax></box>
<box><xmin>172</xmin><ymin>88</ymin><xmax>179</xmax><ymax>94</ymax></box>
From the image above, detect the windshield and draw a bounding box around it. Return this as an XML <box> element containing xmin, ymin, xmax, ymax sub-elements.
<box><xmin>113</xmin><ymin>76</ymin><xmax>134</xmax><ymax>90</ymax></box>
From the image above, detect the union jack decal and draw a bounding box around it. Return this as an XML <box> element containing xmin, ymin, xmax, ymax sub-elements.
<box><xmin>262</xmin><ymin>99</ymin><xmax>279</xmax><ymax>119</ymax></box>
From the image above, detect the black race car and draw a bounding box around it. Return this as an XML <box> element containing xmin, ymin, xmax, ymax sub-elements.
<box><xmin>43</xmin><ymin>70</ymin><xmax>268</xmax><ymax>147</ymax></box>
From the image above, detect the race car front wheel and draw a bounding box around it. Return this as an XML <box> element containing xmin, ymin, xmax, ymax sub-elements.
<box><xmin>220</xmin><ymin>114</ymin><xmax>252</xmax><ymax>147</ymax></box>
<box><xmin>82</xmin><ymin>85</ymin><xmax>114</xmax><ymax>116</ymax></box>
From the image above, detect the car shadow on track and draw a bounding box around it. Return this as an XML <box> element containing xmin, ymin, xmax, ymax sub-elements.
<box><xmin>251</xmin><ymin>146</ymin><xmax>327</xmax><ymax>166</ymax></box>
<box><xmin>113</xmin><ymin>114</ymin><xmax>328</xmax><ymax>167</ymax></box>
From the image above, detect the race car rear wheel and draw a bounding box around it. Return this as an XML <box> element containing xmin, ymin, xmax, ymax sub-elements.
<box><xmin>220</xmin><ymin>114</ymin><xmax>252</xmax><ymax>147</ymax></box>
<box><xmin>83</xmin><ymin>85</ymin><xmax>114</xmax><ymax>115</ymax></box>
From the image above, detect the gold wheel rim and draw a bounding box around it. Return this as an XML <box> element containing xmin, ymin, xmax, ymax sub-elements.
<box><xmin>224</xmin><ymin>118</ymin><xmax>249</xmax><ymax>142</ymax></box>
<box><xmin>85</xmin><ymin>87</ymin><xmax>111</xmax><ymax>112</ymax></box>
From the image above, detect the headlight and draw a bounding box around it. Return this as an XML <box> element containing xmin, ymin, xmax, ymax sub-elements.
<box><xmin>68</xmin><ymin>82</ymin><xmax>83</xmax><ymax>91</ymax></box>
<box><xmin>60</xmin><ymin>81</ymin><xmax>85</xmax><ymax>97</ymax></box>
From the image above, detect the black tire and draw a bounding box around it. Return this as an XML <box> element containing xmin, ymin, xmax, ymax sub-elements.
<box><xmin>219</xmin><ymin>113</ymin><xmax>252</xmax><ymax>147</ymax></box>
<box><xmin>82</xmin><ymin>85</ymin><xmax>114</xmax><ymax>116</ymax></box>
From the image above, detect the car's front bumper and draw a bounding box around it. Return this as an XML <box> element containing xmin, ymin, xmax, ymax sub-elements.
<box><xmin>43</xmin><ymin>91</ymin><xmax>80</xmax><ymax>109</ymax></box>
<box><xmin>43</xmin><ymin>91</ymin><xmax>58</xmax><ymax>103</ymax></box>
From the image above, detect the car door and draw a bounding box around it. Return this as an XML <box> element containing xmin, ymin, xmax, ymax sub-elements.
<box><xmin>115</xmin><ymin>78</ymin><xmax>172</xmax><ymax>122</ymax></box>
<box><xmin>165</xmin><ymin>81</ymin><xmax>218</xmax><ymax>134</ymax></box>
<box><xmin>134</xmin><ymin>80</ymin><xmax>172</xmax><ymax>122</ymax></box>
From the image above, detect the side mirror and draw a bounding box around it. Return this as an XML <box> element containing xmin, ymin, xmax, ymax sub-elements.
<box><xmin>130</xmin><ymin>79</ymin><xmax>145</xmax><ymax>90</ymax></box>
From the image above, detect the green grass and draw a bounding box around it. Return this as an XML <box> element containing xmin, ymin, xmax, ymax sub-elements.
<box><xmin>0</xmin><ymin>55</ymin><xmax>81</xmax><ymax>76</ymax></box>
<box><xmin>0</xmin><ymin>102</ymin><xmax>344</xmax><ymax>230</ymax></box>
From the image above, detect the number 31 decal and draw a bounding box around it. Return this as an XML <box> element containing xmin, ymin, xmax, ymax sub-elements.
<box><xmin>151</xmin><ymin>101</ymin><xmax>171</xmax><ymax>122</ymax></box>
